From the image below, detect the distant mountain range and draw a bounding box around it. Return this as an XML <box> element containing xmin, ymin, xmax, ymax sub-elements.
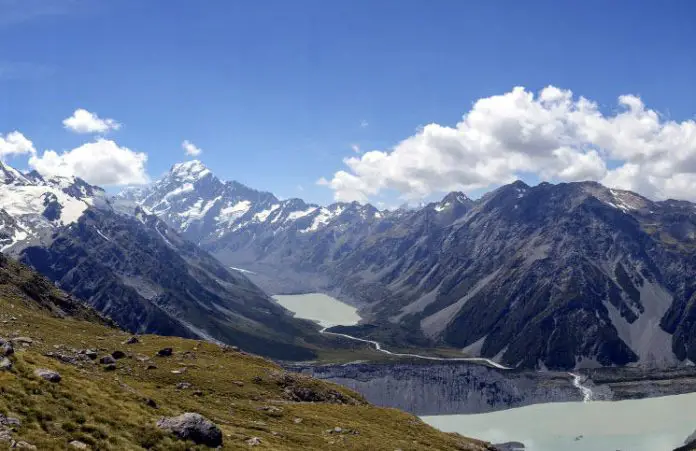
<box><xmin>4</xmin><ymin>157</ymin><xmax>696</xmax><ymax>369</ymax></box>
<box><xmin>121</xmin><ymin>160</ymin><xmax>696</xmax><ymax>370</ymax></box>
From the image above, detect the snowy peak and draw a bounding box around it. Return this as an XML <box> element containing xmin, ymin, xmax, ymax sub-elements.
<box><xmin>0</xmin><ymin>161</ymin><xmax>30</xmax><ymax>185</ymax></box>
<box><xmin>170</xmin><ymin>160</ymin><xmax>212</xmax><ymax>182</ymax></box>
<box><xmin>441</xmin><ymin>191</ymin><xmax>471</xmax><ymax>205</ymax></box>
<box><xmin>0</xmin><ymin>161</ymin><xmax>104</xmax><ymax>253</ymax></box>
<box><xmin>430</xmin><ymin>191</ymin><xmax>474</xmax><ymax>214</ymax></box>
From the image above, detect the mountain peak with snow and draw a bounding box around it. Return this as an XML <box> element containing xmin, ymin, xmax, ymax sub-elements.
<box><xmin>169</xmin><ymin>160</ymin><xmax>212</xmax><ymax>182</ymax></box>
<box><xmin>0</xmin><ymin>161</ymin><xmax>30</xmax><ymax>185</ymax></box>
<box><xmin>0</xmin><ymin>161</ymin><xmax>103</xmax><ymax>253</ymax></box>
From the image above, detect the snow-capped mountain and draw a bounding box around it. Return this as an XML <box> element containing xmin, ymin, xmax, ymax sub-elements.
<box><xmin>0</xmin><ymin>160</ymin><xmax>320</xmax><ymax>359</ymax></box>
<box><xmin>122</xmin><ymin>160</ymin><xmax>384</xmax><ymax>244</ymax></box>
<box><xmin>0</xmin><ymin>161</ymin><xmax>105</xmax><ymax>253</ymax></box>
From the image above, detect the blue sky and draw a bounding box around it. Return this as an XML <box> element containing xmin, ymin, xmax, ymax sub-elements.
<box><xmin>2</xmin><ymin>0</ymin><xmax>696</xmax><ymax>205</ymax></box>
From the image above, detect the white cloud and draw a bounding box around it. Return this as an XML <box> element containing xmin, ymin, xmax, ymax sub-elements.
<box><xmin>63</xmin><ymin>109</ymin><xmax>121</xmax><ymax>134</ymax></box>
<box><xmin>29</xmin><ymin>139</ymin><xmax>148</xmax><ymax>185</ymax></box>
<box><xmin>182</xmin><ymin>140</ymin><xmax>202</xmax><ymax>157</ymax></box>
<box><xmin>320</xmin><ymin>86</ymin><xmax>696</xmax><ymax>202</ymax></box>
<box><xmin>360</xmin><ymin>120</ymin><xmax>369</xmax><ymax>128</ymax></box>
<box><xmin>351</xmin><ymin>144</ymin><xmax>361</xmax><ymax>153</ymax></box>
<box><xmin>0</xmin><ymin>131</ymin><xmax>36</xmax><ymax>159</ymax></box>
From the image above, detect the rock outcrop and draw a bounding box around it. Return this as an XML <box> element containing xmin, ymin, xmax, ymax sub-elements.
<box><xmin>156</xmin><ymin>413</ymin><xmax>223</xmax><ymax>447</ymax></box>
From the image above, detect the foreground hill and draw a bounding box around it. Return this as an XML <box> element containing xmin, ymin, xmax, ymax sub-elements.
<box><xmin>0</xmin><ymin>255</ymin><xmax>494</xmax><ymax>450</ymax></box>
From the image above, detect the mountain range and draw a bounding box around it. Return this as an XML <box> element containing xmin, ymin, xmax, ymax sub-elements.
<box><xmin>121</xmin><ymin>161</ymin><xmax>696</xmax><ymax>370</ymax></box>
<box><xmin>4</xmin><ymin>158</ymin><xmax>696</xmax><ymax>370</ymax></box>
<box><xmin>0</xmin><ymin>161</ymin><xmax>320</xmax><ymax>360</ymax></box>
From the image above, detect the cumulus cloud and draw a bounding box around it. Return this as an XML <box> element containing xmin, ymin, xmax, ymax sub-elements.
<box><xmin>63</xmin><ymin>108</ymin><xmax>121</xmax><ymax>134</ymax></box>
<box><xmin>0</xmin><ymin>131</ymin><xmax>36</xmax><ymax>159</ymax></box>
<box><xmin>320</xmin><ymin>86</ymin><xmax>696</xmax><ymax>202</ymax></box>
<box><xmin>29</xmin><ymin>139</ymin><xmax>148</xmax><ymax>185</ymax></box>
<box><xmin>351</xmin><ymin>144</ymin><xmax>361</xmax><ymax>153</ymax></box>
<box><xmin>182</xmin><ymin>140</ymin><xmax>202</xmax><ymax>157</ymax></box>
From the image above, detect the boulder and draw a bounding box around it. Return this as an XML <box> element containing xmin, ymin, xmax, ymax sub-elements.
<box><xmin>0</xmin><ymin>357</ymin><xmax>12</xmax><ymax>371</ymax></box>
<box><xmin>34</xmin><ymin>368</ymin><xmax>61</xmax><ymax>383</ymax></box>
<box><xmin>2</xmin><ymin>343</ymin><xmax>13</xmax><ymax>357</ymax></box>
<box><xmin>156</xmin><ymin>348</ymin><xmax>173</xmax><ymax>357</ymax></box>
<box><xmin>156</xmin><ymin>413</ymin><xmax>222</xmax><ymax>447</ymax></box>
<box><xmin>68</xmin><ymin>440</ymin><xmax>90</xmax><ymax>449</ymax></box>
<box><xmin>123</xmin><ymin>336</ymin><xmax>140</xmax><ymax>345</ymax></box>
<box><xmin>99</xmin><ymin>355</ymin><xmax>116</xmax><ymax>365</ymax></box>
<box><xmin>111</xmin><ymin>350</ymin><xmax>126</xmax><ymax>360</ymax></box>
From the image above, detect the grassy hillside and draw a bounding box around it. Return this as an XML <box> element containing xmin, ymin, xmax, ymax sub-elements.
<box><xmin>0</xmin><ymin>256</ymin><xmax>495</xmax><ymax>450</ymax></box>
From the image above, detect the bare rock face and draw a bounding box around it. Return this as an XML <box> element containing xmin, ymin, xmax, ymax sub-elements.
<box><xmin>156</xmin><ymin>412</ymin><xmax>222</xmax><ymax>447</ymax></box>
<box><xmin>291</xmin><ymin>362</ymin><xmax>580</xmax><ymax>415</ymax></box>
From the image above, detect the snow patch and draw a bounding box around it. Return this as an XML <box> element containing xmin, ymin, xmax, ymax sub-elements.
<box><xmin>285</xmin><ymin>206</ymin><xmax>317</xmax><ymax>222</ymax></box>
<box><xmin>253</xmin><ymin>204</ymin><xmax>280</xmax><ymax>222</ymax></box>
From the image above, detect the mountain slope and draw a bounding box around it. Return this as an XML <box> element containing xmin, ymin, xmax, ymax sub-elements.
<box><xmin>19</xmin><ymin>206</ymin><xmax>320</xmax><ymax>360</ymax></box>
<box><xmin>0</xmin><ymin>257</ymin><xmax>494</xmax><ymax>450</ymax></box>
<box><xmin>326</xmin><ymin>181</ymin><xmax>695</xmax><ymax>369</ymax></box>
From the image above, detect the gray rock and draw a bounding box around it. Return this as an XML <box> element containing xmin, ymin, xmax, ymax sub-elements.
<box><xmin>0</xmin><ymin>357</ymin><xmax>12</xmax><ymax>371</ymax></box>
<box><xmin>156</xmin><ymin>412</ymin><xmax>222</xmax><ymax>447</ymax></box>
<box><xmin>68</xmin><ymin>440</ymin><xmax>90</xmax><ymax>449</ymax></box>
<box><xmin>84</xmin><ymin>349</ymin><xmax>98</xmax><ymax>360</ymax></box>
<box><xmin>156</xmin><ymin>347</ymin><xmax>173</xmax><ymax>357</ymax></box>
<box><xmin>111</xmin><ymin>350</ymin><xmax>126</xmax><ymax>360</ymax></box>
<box><xmin>99</xmin><ymin>355</ymin><xmax>116</xmax><ymax>365</ymax></box>
<box><xmin>34</xmin><ymin>368</ymin><xmax>61</xmax><ymax>382</ymax></box>
<box><xmin>123</xmin><ymin>336</ymin><xmax>140</xmax><ymax>345</ymax></box>
<box><xmin>12</xmin><ymin>441</ymin><xmax>37</xmax><ymax>449</ymax></box>
<box><xmin>0</xmin><ymin>414</ymin><xmax>21</xmax><ymax>444</ymax></box>
<box><xmin>2</xmin><ymin>343</ymin><xmax>14</xmax><ymax>357</ymax></box>
<box><xmin>246</xmin><ymin>437</ymin><xmax>261</xmax><ymax>446</ymax></box>
<box><xmin>11</xmin><ymin>337</ymin><xmax>32</xmax><ymax>346</ymax></box>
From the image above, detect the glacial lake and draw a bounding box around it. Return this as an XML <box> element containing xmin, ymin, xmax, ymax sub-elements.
<box><xmin>272</xmin><ymin>292</ymin><xmax>361</xmax><ymax>327</ymax></box>
<box><xmin>273</xmin><ymin>293</ymin><xmax>696</xmax><ymax>450</ymax></box>
<box><xmin>422</xmin><ymin>392</ymin><xmax>696</xmax><ymax>451</ymax></box>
